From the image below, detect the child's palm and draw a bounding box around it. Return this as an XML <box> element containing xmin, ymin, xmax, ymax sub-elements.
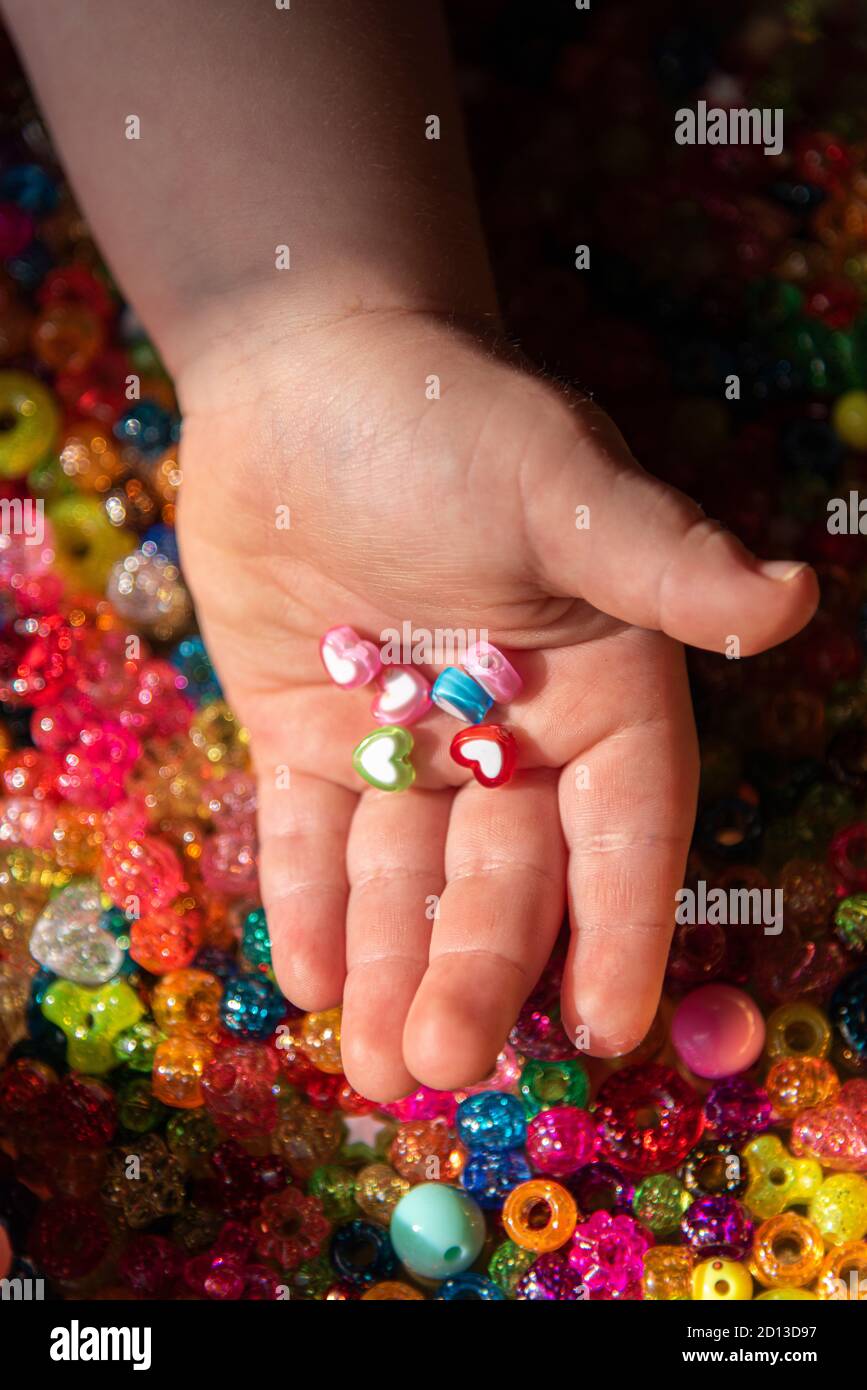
<box><xmin>178</xmin><ymin>315</ymin><xmax>817</xmax><ymax>1100</ymax></box>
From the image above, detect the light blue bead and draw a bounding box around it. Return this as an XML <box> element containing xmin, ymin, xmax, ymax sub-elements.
<box><xmin>390</xmin><ymin>1183</ymin><xmax>486</xmax><ymax>1279</ymax></box>
<box><xmin>431</xmin><ymin>667</ymin><xmax>493</xmax><ymax>723</ymax></box>
<box><xmin>456</xmin><ymin>1091</ymin><xmax>527</xmax><ymax>1151</ymax></box>
<box><xmin>436</xmin><ymin>1273</ymin><xmax>505</xmax><ymax>1301</ymax></box>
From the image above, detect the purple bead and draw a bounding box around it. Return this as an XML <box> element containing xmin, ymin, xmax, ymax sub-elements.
<box><xmin>704</xmin><ymin>1075</ymin><xmax>772</xmax><ymax>1144</ymax></box>
<box><xmin>515</xmin><ymin>1251</ymin><xmax>586</xmax><ymax>1301</ymax></box>
<box><xmin>681</xmin><ymin>1195</ymin><xmax>754</xmax><ymax>1260</ymax></box>
<box><xmin>569</xmin><ymin>1161</ymin><xmax>635</xmax><ymax>1215</ymax></box>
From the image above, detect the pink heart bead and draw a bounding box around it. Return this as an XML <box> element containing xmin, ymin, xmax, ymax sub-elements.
<box><xmin>370</xmin><ymin>665</ymin><xmax>432</xmax><ymax>727</ymax></box>
<box><xmin>791</xmin><ymin>1079</ymin><xmax>867</xmax><ymax>1172</ymax></box>
<box><xmin>461</xmin><ymin>641</ymin><xmax>523</xmax><ymax>703</ymax></box>
<box><xmin>320</xmin><ymin>625</ymin><xmax>382</xmax><ymax>690</ymax></box>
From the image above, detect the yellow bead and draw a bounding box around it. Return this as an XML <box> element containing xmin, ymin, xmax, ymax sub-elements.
<box><xmin>751</xmin><ymin>1212</ymin><xmax>825</xmax><ymax>1288</ymax></box>
<box><xmin>833</xmin><ymin>389</ymin><xmax>867</xmax><ymax>451</ymax></box>
<box><xmin>151</xmin><ymin>968</ymin><xmax>222</xmax><ymax>1037</ymax></box>
<box><xmin>808</xmin><ymin>1173</ymin><xmax>867</xmax><ymax>1246</ymax></box>
<box><xmin>691</xmin><ymin>1258</ymin><xmax>753</xmax><ymax>1301</ymax></box>
<box><xmin>355</xmin><ymin>1163</ymin><xmax>410</xmax><ymax>1225</ymax></box>
<box><xmin>743</xmin><ymin>1134</ymin><xmax>823</xmax><ymax>1218</ymax></box>
<box><xmin>765</xmin><ymin>1001</ymin><xmax>831</xmax><ymax>1061</ymax></box>
<box><xmin>301</xmin><ymin>1007</ymin><xmax>343</xmax><ymax>1074</ymax></box>
<box><xmin>0</xmin><ymin>370</ymin><xmax>59</xmax><ymax>478</ymax></box>
<box><xmin>152</xmin><ymin>1035</ymin><xmax>214</xmax><ymax>1109</ymax></box>
<box><xmin>48</xmin><ymin>494</ymin><xmax>136</xmax><ymax>592</ymax></box>
<box><xmin>643</xmin><ymin>1245</ymin><xmax>693</xmax><ymax>1300</ymax></box>
<box><xmin>756</xmin><ymin>1288</ymin><xmax>818</xmax><ymax>1301</ymax></box>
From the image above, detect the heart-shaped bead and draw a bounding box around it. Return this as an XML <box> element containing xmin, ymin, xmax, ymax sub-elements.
<box><xmin>370</xmin><ymin>666</ymin><xmax>432</xmax><ymax>727</ymax></box>
<box><xmin>450</xmin><ymin>724</ymin><xmax>517</xmax><ymax>788</ymax></box>
<box><xmin>461</xmin><ymin>641</ymin><xmax>523</xmax><ymax>703</ymax></box>
<box><xmin>352</xmin><ymin>725</ymin><xmax>415</xmax><ymax>792</ymax></box>
<box><xmin>791</xmin><ymin>1079</ymin><xmax>867</xmax><ymax>1172</ymax></box>
<box><xmin>320</xmin><ymin>625</ymin><xmax>382</xmax><ymax>690</ymax></box>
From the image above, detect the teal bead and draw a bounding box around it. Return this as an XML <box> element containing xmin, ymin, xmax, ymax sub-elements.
<box><xmin>390</xmin><ymin>1183</ymin><xmax>486</xmax><ymax>1279</ymax></box>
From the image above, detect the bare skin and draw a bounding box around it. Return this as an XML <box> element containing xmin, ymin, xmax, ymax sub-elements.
<box><xmin>3</xmin><ymin>0</ymin><xmax>819</xmax><ymax>1100</ymax></box>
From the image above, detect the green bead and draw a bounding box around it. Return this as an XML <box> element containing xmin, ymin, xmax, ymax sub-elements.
<box><xmin>488</xmin><ymin>1239</ymin><xmax>534</xmax><ymax>1297</ymax></box>
<box><xmin>835</xmin><ymin>894</ymin><xmax>867</xmax><ymax>954</ymax></box>
<box><xmin>113</xmin><ymin>1018</ymin><xmax>164</xmax><ymax>1072</ymax></box>
<box><xmin>166</xmin><ymin>1109</ymin><xmax>219</xmax><ymax>1169</ymax></box>
<box><xmin>519</xmin><ymin>1058</ymin><xmax>589</xmax><ymax>1117</ymax></box>
<box><xmin>309</xmin><ymin>1165</ymin><xmax>358</xmax><ymax>1223</ymax></box>
<box><xmin>390</xmin><ymin>1183</ymin><xmax>486</xmax><ymax>1279</ymax></box>
<box><xmin>117</xmin><ymin>1076</ymin><xmax>167</xmax><ymax>1134</ymax></box>
<box><xmin>41</xmin><ymin>978</ymin><xmax>144</xmax><ymax>1073</ymax></box>
<box><xmin>352</xmin><ymin>726</ymin><xmax>415</xmax><ymax>793</ymax></box>
<box><xmin>633</xmin><ymin>1173</ymin><xmax>692</xmax><ymax>1237</ymax></box>
<box><xmin>241</xmin><ymin>906</ymin><xmax>272</xmax><ymax>972</ymax></box>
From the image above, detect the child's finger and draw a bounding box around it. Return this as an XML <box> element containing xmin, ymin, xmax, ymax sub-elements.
<box><xmin>557</xmin><ymin>638</ymin><xmax>698</xmax><ymax>1056</ymax></box>
<box><xmin>520</xmin><ymin>395</ymin><xmax>818</xmax><ymax>656</ymax></box>
<box><xmin>258</xmin><ymin>769</ymin><xmax>355</xmax><ymax>1010</ymax></box>
<box><xmin>341</xmin><ymin>786</ymin><xmax>452</xmax><ymax>1102</ymax></box>
<box><xmin>402</xmin><ymin>771</ymin><xmax>566</xmax><ymax>1092</ymax></box>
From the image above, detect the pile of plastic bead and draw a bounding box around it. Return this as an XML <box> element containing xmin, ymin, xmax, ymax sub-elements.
<box><xmin>2</xmin><ymin>0</ymin><xmax>867</xmax><ymax>1300</ymax></box>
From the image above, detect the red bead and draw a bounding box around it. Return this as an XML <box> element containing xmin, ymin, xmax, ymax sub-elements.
<box><xmin>31</xmin><ymin>1197</ymin><xmax>109</xmax><ymax>1279</ymax></box>
<box><xmin>594</xmin><ymin>1064</ymin><xmax>705</xmax><ymax>1175</ymax></box>
<box><xmin>450</xmin><ymin>723</ymin><xmax>517</xmax><ymax>788</ymax></box>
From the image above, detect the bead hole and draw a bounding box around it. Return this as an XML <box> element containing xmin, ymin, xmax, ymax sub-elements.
<box><xmin>444</xmin><ymin>1245</ymin><xmax>461</xmax><ymax>1262</ymax></box>
<box><xmin>772</xmin><ymin>1236</ymin><xmax>802</xmax><ymax>1265</ymax></box>
<box><xmin>784</xmin><ymin>1021</ymin><xmax>816</xmax><ymax>1053</ymax></box>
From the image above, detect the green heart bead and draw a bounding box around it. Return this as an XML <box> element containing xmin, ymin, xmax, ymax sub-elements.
<box><xmin>352</xmin><ymin>725</ymin><xmax>415</xmax><ymax>792</ymax></box>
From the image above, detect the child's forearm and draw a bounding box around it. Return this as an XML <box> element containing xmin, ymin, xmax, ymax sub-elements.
<box><xmin>2</xmin><ymin>0</ymin><xmax>498</xmax><ymax>379</ymax></box>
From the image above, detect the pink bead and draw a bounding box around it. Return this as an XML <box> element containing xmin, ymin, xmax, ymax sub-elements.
<box><xmin>320</xmin><ymin>625</ymin><xmax>382</xmax><ymax>690</ymax></box>
<box><xmin>370</xmin><ymin>665</ymin><xmax>431</xmax><ymax>726</ymax></box>
<box><xmin>526</xmin><ymin>1105</ymin><xmax>597</xmax><ymax>1176</ymax></box>
<box><xmin>461</xmin><ymin>641</ymin><xmax>523</xmax><ymax>702</ymax></box>
<box><xmin>671</xmin><ymin>983</ymin><xmax>765</xmax><ymax>1080</ymax></box>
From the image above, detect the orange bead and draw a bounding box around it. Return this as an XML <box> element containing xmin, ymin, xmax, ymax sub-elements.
<box><xmin>300</xmin><ymin>1007</ymin><xmax>343</xmax><ymax>1074</ymax></box>
<box><xmin>150</xmin><ymin>968</ymin><xmax>222</xmax><ymax>1037</ymax></box>
<box><xmin>765</xmin><ymin>1055</ymin><xmax>840</xmax><ymax>1119</ymax></box>
<box><xmin>751</xmin><ymin>1213</ymin><xmax>825</xmax><ymax>1288</ymax></box>
<box><xmin>816</xmin><ymin>1240</ymin><xmax>867</xmax><ymax>1300</ymax></box>
<box><xmin>390</xmin><ymin>1119</ymin><xmax>465</xmax><ymax>1185</ymax></box>
<box><xmin>33</xmin><ymin>303</ymin><xmax>104</xmax><ymax>374</ymax></box>
<box><xmin>502</xmin><ymin>1179</ymin><xmax>578</xmax><ymax>1253</ymax></box>
<box><xmin>130</xmin><ymin>905</ymin><xmax>203</xmax><ymax>974</ymax></box>
<box><xmin>152</xmin><ymin>1035</ymin><xmax>214</xmax><ymax>1109</ymax></box>
<box><xmin>362</xmin><ymin>1281</ymin><xmax>425</xmax><ymax>1301</ymax></box>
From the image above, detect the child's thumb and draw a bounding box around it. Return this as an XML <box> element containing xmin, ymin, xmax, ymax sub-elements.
<box><xmin>522</xmin><ymin>406</ymin><xmax>818</xmax><ymax>655</ymax></box>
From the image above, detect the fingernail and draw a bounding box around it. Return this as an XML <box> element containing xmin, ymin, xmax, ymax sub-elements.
<box><xmin>758</xmin><ymin>560</ymin><xmax>808</xmax><ymax>583</ymax></box>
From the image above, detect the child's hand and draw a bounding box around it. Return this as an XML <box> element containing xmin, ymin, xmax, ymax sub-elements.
<box><xmin>177</xmin><ymin>310</ymin><xmax>817</xmax><ymax>1101</ymax></box>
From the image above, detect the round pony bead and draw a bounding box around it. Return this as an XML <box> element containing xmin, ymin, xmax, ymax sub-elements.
<box><xmin>525</xmin><ymin>1105</ymin><xmax>597</xmax><ymax>1177</ymax></box>
<box><xmin>461</xmin><ymin>1149</ymin><xmax>532</xmax><ymax>1208</ymax></box>
<box><xmin>370</xmin><ymin>665</ymin><xmax>431</xmax><ymax>726</ymax></box>
<box><xmin>514</xmin><ymin>1250</ymin><xmax>587</xmax><ymax>1301</ymax></box>
<box><xmin>808</xmin><ymin>1173</ymin><xmax>867</xmax><ymax>1246</ymax></box>
<box><xmin>320</xmin><ymin>625</ymin><xmax>382</xmax><ymax>690</ymax></box>
<box><xmin>456</xmin><ymin>1090</ymin><xmax>526</xmax><ymax>1151</ymax></box>
<box><xmin>389</xmin><ymin>1184</ymin><xmax>485</xmax><ymax>1279</ymax></box>
<box><xmin>0</xmin><ymin>370</ymin><xmax>59</xmax><ymax>478</ymax></box>
<box><xmin>594</xmin><ymin>1064</ymin><xmax>705</xmax><ymax>1175</ymax></box>
<box><xmin>751</xmin><ymin>1212</ymin><xmax>825</xmax><ymax>1288</ymax></box>
<box><xmin>519</xmin><ymin>1056</ymin><xmax>589</xmax><ymax>1116</ymax></box>
<box><xmin>692</xmin><ymin>1257</ymin><xmax>753</xmax><ymax>1301</ymax></box>
<box><xmin>671</xmin><ymin>983</ymin><xmax>765</xmax><ymax>1079</ymax></box>
<box><xmin>460</xmin><ymin>641</ymin><xmax>523</xmax><ymax>703</ymax></box>
<box><xmin>430</xmin><ymin>667</ymin><xmax>493</xmax><ymax>723</ymax></box>
<box><xmin>502</xmin><ymin>1179</ymin><xmax>577</xmax><ymax>1253</ymax></box>
<box><xmin>643</xmin><ymin>1245</ymin><xmax>693</xmax><ymax>1300</ymax></box>
<box><xmin>28</xmin><ymin>880</ymin><xmax>123</xmax><ymax>986</ymax></box>
<box><xmin>436</xmin><ymin>1272</ymin><xmax>506</xmax><ymax>1300</ymax></box>
<box><xmin>449</xmin><ymin>723</ymin><xmax>517</xmax><ymax>788</ymax></box>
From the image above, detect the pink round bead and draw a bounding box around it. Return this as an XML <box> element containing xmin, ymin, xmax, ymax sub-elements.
<box><xmin>461</xmin><ymin>641</ymin><xmax>523</xmax><ymax>703</ymax></box>
<box><xmin>671</xmin><ymin>983</ymin><xmax>765</xmax><ymax>1080</ymax></box>
<box><xmin>526</xmin><ymin>1104</ymin><xmax>597</xmax><ymax>1176</ymax></box>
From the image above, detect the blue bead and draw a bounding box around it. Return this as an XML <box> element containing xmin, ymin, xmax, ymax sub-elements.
<box><xmin>241</xmin><ymin>907</ymin><xmax>272</xmax><ymax>971</ymax></box>
<box><xmin>436</xmin><ymin>1272</ymin><xmax>505</xmax><ymax>1301</ymax></box>
<box><xmin>0</xmin><ymin>164</ymin><xmax>59</xmax><ymax>214</ymax></box>
<box><xmin>220</xmin><ymin>975</ymin><xmax>284</xmax><ymax>1037</ymax></box>
<box><xmin>461</xmin><ymin>1149</ymin><xmax>531</xmax><ymax>1208</ymax></box>
<box><xmin>113</xmin><ymin>400</ymin><xmax>174</xmax><ymax>456</ymax></box>
<box><xmin>390</xmin><ymin>1183</ymin><xmax>486</xmax><ymax>1279</ymax></box>
<box><xmin>456</xmin><ymin>1091</ymin><xmax>527</xmax><ymax>1151</ymax></box>
<box><xmin>330</xmin><ymin>1220</ymin><xmax>396</xmax><ymax>1286</ymax></box>
<box><xmin>6</xmin><ymin>239</ymin><xmax>53</xmax><ymax>290</ymax></box>
<box><xmin>142</xmin><ymin>523</ymin><xmax>180</xmax><ymax>566</ymax></box>
<box><xmin>431</xmin><ymin>667</ymin><xmax>493</xmax><ymax>723</ymax></box>
<box><xmin>831</xmin><ymin>964</ymin><xmax>867</xmax><ymax>1057</ymax></box>
<box><xmin>170</xmin><ymin>636</ymin><xmax>223</xmax><ymax>705</ymax></box>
